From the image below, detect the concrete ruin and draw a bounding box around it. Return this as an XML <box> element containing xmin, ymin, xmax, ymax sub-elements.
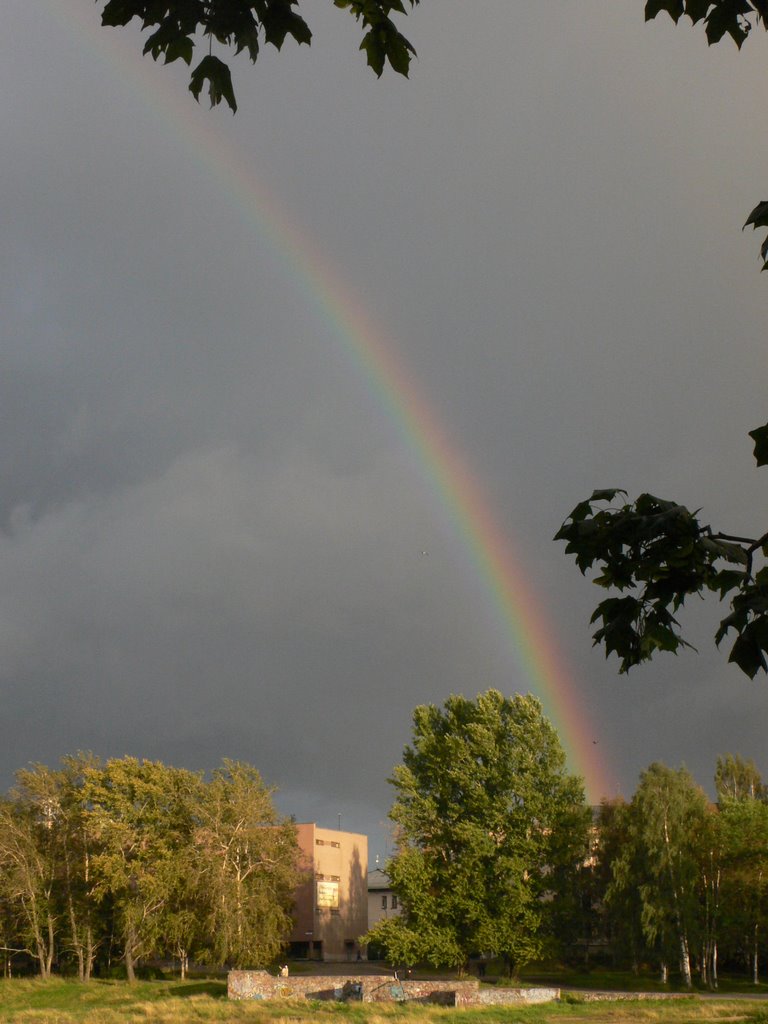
<box><xmin>227</xmin><ymin>970</ymin><xmax>559</xmax><ymax>1007</ymax></box>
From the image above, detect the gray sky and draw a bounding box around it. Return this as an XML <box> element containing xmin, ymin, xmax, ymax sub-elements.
<box><xmin>3</xmin><ymin>1</ymin><xmax>768</xmax><ymax>860</ymax></box>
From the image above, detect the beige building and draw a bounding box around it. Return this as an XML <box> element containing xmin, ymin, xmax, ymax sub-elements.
<box><xmin>288</xmin><ymin>824</ymin><xmax>368</xmax><ymax>961</ymax></box>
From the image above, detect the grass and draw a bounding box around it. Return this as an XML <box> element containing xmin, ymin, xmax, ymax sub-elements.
<box><xmin>0</xmin><ymin>980</ymin><xmax>767</xmax><ymax>1024</ymax></box>
<box><xmin>516</xmin><ymin>966</ymin><xmax>768</xmax><ymax>996</ymax></box>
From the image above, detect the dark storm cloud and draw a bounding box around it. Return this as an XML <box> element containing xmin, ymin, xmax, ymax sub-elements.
<box><xmin>3</xmin><ymin>1</ymin><xmax>768</xmax><ymax>846</ymax></box>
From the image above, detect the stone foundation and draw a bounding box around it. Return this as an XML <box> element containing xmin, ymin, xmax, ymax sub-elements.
<box><xmin>227</xmin><ymin>970</ymin><xmax>560</xmax><ymax>1006</ymax></box>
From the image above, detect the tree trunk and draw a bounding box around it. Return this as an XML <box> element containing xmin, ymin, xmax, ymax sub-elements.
<box><xmin>125</xmin><ymin>926</ymin><xmax>137</xmax><ymax>983</ymax></box>
<box><xmin>678</xmin><ymin>932</ymin><xmax>692</xmax><ymax>989</ymax></box>
<box><xmin>33</xmin><ymin>913</ymin><xmax>55</xmax><ymax>979</ymax></box>
<box><xmin>754</xmin><ymin>924</ymin><xmax>760</xmax><ymax>985</ymax></box>
<box><xmin>712</xmin><ymin>940</ymin><xmax>718</xmax><ymax>989</ymax></box>
<box><xmin>660</xmin><ymin>962</ymin><xmax>668</xmax><ymax>984</ymax></box>
<box><xmin>84</xmin><ymin>926</ymin><xmax>96</xmax><ymax>982</ymax></box>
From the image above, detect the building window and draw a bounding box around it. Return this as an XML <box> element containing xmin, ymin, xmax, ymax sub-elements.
<box><xmin>381</xmin><ymin>895</ymin><xmax>387</xmax><ymax>909</ymax></box>
<box><xmin>391</xmin><ymin>895</ymin><xmax>398</xmax><ymax>909</ymax></box>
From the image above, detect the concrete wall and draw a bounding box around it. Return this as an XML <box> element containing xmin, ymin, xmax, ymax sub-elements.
<box><xmin>228</xmin><ymin>971</ymin><xmax>560</xmax><ymax>1006</ymax></box>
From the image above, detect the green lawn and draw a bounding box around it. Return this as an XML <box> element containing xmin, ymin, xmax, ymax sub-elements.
<box><xmin>0</xmin><ymin>980</ymin><xmax>767</xmax><ymax>1024</ymax></box>
<box><xmin>518</xmin><ymin>965</ymin><xmax>768</xmax><ymax>995</ymax></box>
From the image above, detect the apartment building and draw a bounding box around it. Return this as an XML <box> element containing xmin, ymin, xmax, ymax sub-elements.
<box><xmin>366</xmin><ymin>867</ymin><xmax>401</xmax><ymax>931</ymax></box>
<box><xmin>288</xmin><ymin>824</ymin><xmax>368</xmax><ymax>961</ymax></box>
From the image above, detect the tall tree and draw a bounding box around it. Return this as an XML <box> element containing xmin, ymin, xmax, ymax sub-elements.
<box><xmin>0</xmin><ymin>795</ymin><xmax>57</xmax><ymax>978</ymax></box>
<box><xmin>366</xmin><ymin>690</ymin><xmax>589</xmax><ymax>974</ymax></box>
<box><xmin>717</xmin><ymin>795</ymin><xmax>768</xmax><ymax>983</ymax></box>
<box><xmin>193</xmin><ymin>760</ymin><xmax>300</xmax><ymax>969</ymax></box>
<box><xmin>715</xmin><ymin>755</ymin><xmax>765</xmax><ymax>804</ymax></box>
<box><xmin>609</xmin><ymin>764</ymin><xmax>709</xmax><ymax>987</ymax></box>
<box><xmin>81</xmin><ymin>757</ymin><xmax>202</xmax><ymax>982</ymax></box>
<box><xmin>597</xmin><ymin>798</ymin><xmax>646</xmax><ymax>972</ymax></box>
<box><xmin>13</xmin><ymin>756</ymin><xmax>105</xmax><ymax>982</ymax></box>
<box><xmin>97</xmin><ymin>0</ymin><xmax>420</xmax><ymax>112</ymax></box>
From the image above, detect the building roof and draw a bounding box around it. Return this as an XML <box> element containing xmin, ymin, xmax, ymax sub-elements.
<box><xmin>367</xmin><ymin>868</ymin><xmax>392</xmax><ymax>892</ymax></box>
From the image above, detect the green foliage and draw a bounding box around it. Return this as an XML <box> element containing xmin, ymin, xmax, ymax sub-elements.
<box><xmin>597</xmin><ymin>799</ymin><xmax>646</xmax><ymax>969</ymax></box>
<box><xmin>365</xmin><ymin>690</ymin><xmax>590</xmax><ymax>973</ymax></box>
<box><xmin>82</xmin><ymin>758</ymin><xmax>209</xmax><ymax>980</ymax></box>
<box><xmin>716</xmin><ymin>754</ymin><xmax>766</xmax><ymax>803</ymax></box>
<box><xmin>192</xmin><ymin>760</ymin><xmax>301</xmax><ymax>969</ymax></box>
<box><xmin>0</xmin><ymin>754</ymin><xmax>298</xmax><ymax>980</ymax></box>
<box><xmin>601</xmin><ymin>764</ymin><xmax>710</xmax><ymax>987</ymax></box>
<box><xmin>556</xmin><ymin>441</ymin><xmax>768</xmax><ymax>676</ymax></box>
<box><xmin>97</xmin><ymin>0</ymin><xmax>420</xmax><ymax>112</ymax></box>
<box><xmin>591</xmin><ymin>756</ymin><xmax>768</xmax><ymax>985</ymax></box>
<box><xmin>717</xmin><ymin>797</ymin><xmax>768</xmax><ymax>978</ymax></box>
<box><xmin>0</xmin><ymin>795</ymin><xmax>57</xmax><ymax>978</ymax></box>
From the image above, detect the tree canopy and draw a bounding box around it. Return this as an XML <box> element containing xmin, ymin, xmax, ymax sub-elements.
<box><xmin>97</xmin><ymin>0</ymin><xmax>420</xmax><ymax>112</ymax></box>
<box><xmin>0</xmin><ymin>755</ymin><xmax>300</xmax><ymax>980</ymax></box>
<box><xmin>365</xmin><ymin>690</ymin><xmax>589</xmax><ymax>973</ymax></box>
<box><xmin>593</xmin><ymin>756</ymin><xmax>768</xmax><ymax>987</ymax></box>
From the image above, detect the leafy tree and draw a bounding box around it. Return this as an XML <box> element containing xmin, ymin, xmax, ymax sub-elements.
<box><xmin>716</xmin><ymin>754</ymin><xmax>765</xmax><ymax>804</ymax></box>
<box><xmin>10</xmin><ymin>757</ymin><xmax>105</xmax><ymax>982</ymax></box>
<box><xmin>81</xmin><ymin>757</ymin><xmax>203</xmax><ymax>982</ymax></box>
<box><xmin>717</xmin><ymin>794</ymin><xmax>768</xmax><ymax>982</ymax></box>
<box><xmin>0</xmin><ymin>795</ymin><xmax>58</xmax><ymax>978</ymax></box>
<box><xmin>97</xmin><ymin>0</ymin><xmax>420</xmax><ymax>113</ymax></box>
<box><xmin>365</xmin><ymin>690</ymin><xmax>590</xmax><ymax>974</ymax></box>
<box><xmin>596</xmin><ymin>798</ymin><xmax>646</xmax><ymax>971</ymax></box>
<box><xmin>557</xmin><ymin>4</ymin><xmax>768</xmax><ymax>679</ymax></box>
<box><xmin>606</xmin><ymin>764</ymin><xmax>710</xmax><ymax>987</ymax></box>
<box><xmin>0</xmin><ymin>753</ymin><xmax>300</xmax><ymax>979</ymax></box>
<box><xmin>192</xmin><ymin>760</ymin><xmax>300</xmax><ymax>969</ymax></box>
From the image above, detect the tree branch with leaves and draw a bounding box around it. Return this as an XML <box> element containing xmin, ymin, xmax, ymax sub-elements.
<box><xmin>558</xmin><ymin>2</ymin><xmax>768</xmax><ymax>679</ymax></box>
<box><xmin>556</xmin><ymin>425</ymin><xmax>768</xmax><ymax>678</ymax></box>
<box><xmin>97</xmin><ymin>0</ymin><xmax>420</xmax><ymax>113</ymax></box>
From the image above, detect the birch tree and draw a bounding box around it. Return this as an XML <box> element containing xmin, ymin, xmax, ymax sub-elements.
<box><xmin>718</xmin><ymin>797</ymin><xmax>768</xmax><ymax>983</ymax></box>
<box><xmin>0</xmin><ymin>797</ymin><xmax>57</xmax><ymax>978</ymax></box>
<box><xmin>616</xmin><ymin>764</ymin><xmax>709</xmax><ymax>987</ymax></box>
<box><xmin>193</xmin><ymin>760</ymin><xmax>300</xmax><ymax>969</ymax></box>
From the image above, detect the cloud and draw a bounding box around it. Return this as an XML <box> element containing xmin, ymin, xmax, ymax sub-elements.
<box><xmin>2</xmin><ymin>0</ymin><xmax>768</xmax><ymax>838</ymax></box>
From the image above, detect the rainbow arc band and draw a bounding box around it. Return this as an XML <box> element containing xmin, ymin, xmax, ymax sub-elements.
<box><xmin>48</xmin><ymin>1</ymin><xmax>613</xmax><ymax>801</ymax></box>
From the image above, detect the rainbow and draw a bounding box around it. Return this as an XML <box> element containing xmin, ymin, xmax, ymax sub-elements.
<box><xmin>47</xmin><ymin>3</ymin><xmax>612</xmax><ymax>800</ymax></box>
